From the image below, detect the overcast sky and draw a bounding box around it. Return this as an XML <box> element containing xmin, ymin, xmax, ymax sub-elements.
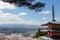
<box><xmin>0</xmin><ymin>0</ymin><xmax>60</xmax><ymax>26</ymax></box>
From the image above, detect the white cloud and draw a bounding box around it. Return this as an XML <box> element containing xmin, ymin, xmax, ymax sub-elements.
<box><xmin>0</xmin><ymin>10</ymin><xmax>40</xmax><ymax>25</ymax></box>
<box><xmin>41</xmin><ymin>21</ymin><xmax>48</xmax><ymax>24</ymax></box>
<box><xmin>42</xmin><ymin>17</ymin><xmax>47</xmax><ymax>20</ymax></box>
<box><xmin>50</xmin><ymin>17</ymin><xmax>57</xmax><ymax>21</ymax></box>
<box><xmin>0</xmin><ymin>1</ymin><xmax>40</xmax><ymax>25</ymax></box>
<box><xmin>25</xmin><ymin>20</ymin><xmax>40</xmax><ymax>25</ymax></box>
<box><xmin>18</xmin><ymin>12</ymin><xmax>27</xmax><ymax>16</ymax></box>
<box><xmin>39</xmin><ymin>10</ymin><xmax>51</xmax><ymax>14</ymax></box>
<box><xmin>0</xmin><ymin>1</ymin><xmax>16</xmax><ymax>9</ymax></box>
<box><xmin>0</xmin><ymin>13</ymin><xmax>26</xmax><ymax>24</ymax></box>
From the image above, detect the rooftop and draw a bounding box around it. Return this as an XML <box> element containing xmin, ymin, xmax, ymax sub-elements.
<box><xmin>41</xmin><ymin>21</ymin><xmax>60</xmax><ymax>26</ymax></box>
<box><xmin>49</xmin><ymin>21</ymin><xmax>60</xmax><ymax>24</ymax></box>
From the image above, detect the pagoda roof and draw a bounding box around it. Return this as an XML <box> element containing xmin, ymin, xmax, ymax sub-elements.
<box><xmin>49</xmin><ymin>21</ymin><xmax>60</xmax><ymax>24</ymax></box>
<box><xmin>41</xmin><ymin>21</ymin><xmax>60</xmax><ymax>26</ymax></box>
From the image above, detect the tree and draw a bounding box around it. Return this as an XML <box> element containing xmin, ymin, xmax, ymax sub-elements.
<box><xmin>35</xmin><ymin>28</ymin><xmax>40</xmax><ymax>38</ymax></box>
<box><xmin>34</xmin><ymin>28</ymin><xmax>47</xmax><ymax>38</ymax></box>
<box><xmin>1</xmin><ymin>0</ymin><xmax>45</xmax><ymax>12</ymax></box>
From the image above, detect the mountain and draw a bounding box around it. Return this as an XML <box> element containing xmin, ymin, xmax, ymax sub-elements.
<box><xmin>0</xmin><ymin>24</ymin><xmax>39</xmax><ymax>34</ymax></box>
<box><xmin>0</xmin><ymin>24</ymin><xmax>48</xmax><ymax>34</ymax></box>
<box><xmin>0</xmin><ymin>24</ymin><xmax>48</xmax><ymax>29</ymax></box>
<box><xmin>0</xmin><ymin>24</ymin><xmax>40</xmax><ymax>29</ymax></box>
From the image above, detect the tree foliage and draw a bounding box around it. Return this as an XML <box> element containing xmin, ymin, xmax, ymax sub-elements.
<box><xmin>35</xmin><ymin>28</ymin><xmax>40</xmax><ymax>38</ymax></box>
<box><xmin>1</xmin><ymin>0</ymin><xmax>45</xmax><ymax>12</ymax></box>
<box><xmin>33</xmin><ymin>28</ymin><xmax>47</xmax><ymax>38</ymax></box>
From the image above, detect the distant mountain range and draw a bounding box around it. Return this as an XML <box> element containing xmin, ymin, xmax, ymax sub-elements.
<box><xmin>0</xmin><ymin>24</ymin><xmax>48</xmax><ymax>29</ymax></box>
<box><xmin>0</xmin><ymin>24</ymin><xmax>40</xmax><ymax>29</ymax></box>
<box><xmin>0</xmin><ymin>24</ymin><xmax>48</xmax><ymax>34</ymax></box>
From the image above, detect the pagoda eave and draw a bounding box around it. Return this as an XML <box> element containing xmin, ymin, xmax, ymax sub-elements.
<box><xmin>41</xmin><ymin>23</ymin><xmax>48</xmax><ymax>26</ymax></box>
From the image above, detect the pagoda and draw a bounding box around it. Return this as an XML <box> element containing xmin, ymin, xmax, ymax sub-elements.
<box><xmin>41</xmin><ymin>5</ymin><xmax>60</xmax><ymax>40</ymax></box>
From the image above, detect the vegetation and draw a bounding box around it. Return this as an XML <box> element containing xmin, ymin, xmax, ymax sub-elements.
<box><xmin>33</xmin><ymin>28</ymin><xmax>47</xmax><ymax>38</ymax></box>
<box><xmin>1</xmin><ymin>0</ymin><xmax>45</xmax><ymax>12</ymax></box>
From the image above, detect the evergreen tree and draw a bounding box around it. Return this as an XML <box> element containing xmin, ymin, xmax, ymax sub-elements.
<box><xmin>34</xmin><ymin>28</ymin><xmax>40</xmax><ymax>38</ymax></box>
<box><xmin>34</xmin><ymin>28</ymin><xmax>46</xmax><ymax>38</ymax></box>
<box><xmin>1</xmin><ymin>0</ymin><xmax>45</xmax><ymax>12</ymax></box>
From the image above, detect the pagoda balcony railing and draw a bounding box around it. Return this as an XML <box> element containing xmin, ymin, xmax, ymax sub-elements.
<box><xmin>49</xmin><ymin>36</ymin><xmax>60</xmax><ymax>39</ymax></box>
<box><xmin>48</xmin><ymin>30</ymin><xmax>60</xmax><ymax>32</ymax></box>
<box><xmin>48</xmin><ymin>27</ymin><xmax>60</xmax><ymax>30</ymax></box>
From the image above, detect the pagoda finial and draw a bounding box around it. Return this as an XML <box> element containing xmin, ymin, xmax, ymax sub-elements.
<box><xmin>52</xmin><ymin>4</ymin><xmax>56</xmax><ymax>21</ymax></box>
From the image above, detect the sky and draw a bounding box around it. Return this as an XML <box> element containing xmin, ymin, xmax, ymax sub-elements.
<box><xmin>0</xmin><ymin>0</ymin><xmax>60</xmax><ymax>26</ymax></box>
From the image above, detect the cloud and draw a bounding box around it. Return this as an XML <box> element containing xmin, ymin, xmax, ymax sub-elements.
<box><xmin>0</xmin><ymin>1</ymin><xmax>16</xmax><ymax>9</ymax></box>
<box><xmin>39</xmin><ymin>10</ymin><xmax>51</xmax><ymax>14</ymax></box>
<box><xmin>49</xmin><ymin>17</ymin><xmax>57</xmax><ymax>21</ymax></box>
<box><xmin>0</xmin><ymin>0</ymin><xmax>41</xmax><ymax>26</ymax></box>
<box><xmin>18</xmin><ymin>12</ymin><xmax>27</xmax><ymax>16</ymax></box>
<box><xmin>0</xmin><ymin>11</ymin><xmax>26</xmax><ymax>24</ymax></box>
<box><xmin>0</xmin><ymin>10</ymin><xmax>40</xmax><ymax>25</ymax></box>
<box><xmin>25</xmin><ymin>20</ymin><xmax>40</xmax><ymax>25</ymax></box>
<box><xmin>41</xmin><ymin>21</ymin><xmax>48</xmax><ymax>24</ymax></box>
<box><xmin>42</xmin><ymin>17</ymin><xmax>47</xmax><ymax>20</ymax></box>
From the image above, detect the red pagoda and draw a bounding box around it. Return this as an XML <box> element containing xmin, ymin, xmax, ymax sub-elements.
<box><xmin>41</xmin><ymin>5</ymin><xmax>60</xmax><ymax>40</ymax></box>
